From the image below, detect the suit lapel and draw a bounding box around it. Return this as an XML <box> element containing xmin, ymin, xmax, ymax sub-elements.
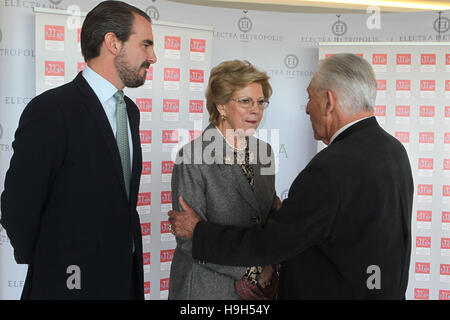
<box><xmin>231</xmin><ymin>164</ymin><xmax>260</xmax><ymax>213</ymax></box>
<box><xmin>73</xmin><ymin>72</ymin><xmax>128</xmax><ymax>200</ymax></box>
<box><xmin>204</xmin><ymin>124</ymin><xmax>260</xmax><ymax>213</ymax></box>
<box><xmin>126</xmin><ymin>98</ymin><xmax>142</xmax><ymax>207</ymax></box>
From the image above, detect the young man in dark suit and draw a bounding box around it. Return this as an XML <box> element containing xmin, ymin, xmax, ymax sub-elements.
<box><xmin>1</xmin><ymin>1</ymin><xmax>156</xmax><ymax>299</ymax></box>
<box><xmin>169</xmin><ymin>53</ymin><xmax>414</xmax><ymax>299</ymax></box>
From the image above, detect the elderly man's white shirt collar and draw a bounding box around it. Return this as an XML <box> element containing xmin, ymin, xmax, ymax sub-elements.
<box><xmin>329</xmin><ymin>116</ymin><xmax>373</xmax><ymax>144</ymax></box>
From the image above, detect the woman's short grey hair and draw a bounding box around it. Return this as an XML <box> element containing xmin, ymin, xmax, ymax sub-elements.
<box><xmin>205</xmin><ymin>60</ymin><xmax>272</xmax><ymax>125</ymax></box>
<box><xmin>313</xmin><ymin>53</ymin><xmax>377</xmax><ymax>114</ymax></box>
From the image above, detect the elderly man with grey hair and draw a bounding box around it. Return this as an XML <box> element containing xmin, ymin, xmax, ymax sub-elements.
<box><xmin>168</xmin><ymin>53</ymin><xmax>414</xmax><ymax>299</ymax></box>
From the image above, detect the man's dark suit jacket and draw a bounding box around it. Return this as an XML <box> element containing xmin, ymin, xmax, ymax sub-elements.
<box><xmin>192</xmin><ymin>117</ymin><xmax>414</xmax><ymax>299</ymax></box>
<box><xmin>0</xmin><ymin>73</ymin><xmax>144</xmax><ymax>299</ymax></box>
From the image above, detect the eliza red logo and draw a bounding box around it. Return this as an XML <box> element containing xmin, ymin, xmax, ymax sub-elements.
<box><xmin>414</xmin><ymin>288</ymin><xmax>429</xmax><ymax>300</ymax></box>
<box><xmin>142</xmin><ymin>162</ymin><xmax>151</xmax><ymax>175</ymax></box>
<box><xmin>416</xmin><ymin>236</ymin><xmax>431</xmax><ymax>248</ymax></box>
<box><xmin>189</xmin><ymin>100</ymin><xmax>204</xmax><ymax>113</ymax></box>
<box><xmin>441</xmin><ymin>264</ymin><xmax>450</xmax><ymax>275</ymax></box>
<box><xmin>374</xmin><ymin>105</ymin><xmax>386</xmax><ymax>117</ymax></box>
<box><xmin>417</xmin><ymin>184</ymin><xmax>433</xmax><ymax>196</ymax></box>
<box><xmin>372</xmin><ymin>54</ymin><xmax>387</xmax><ymax>65</ymax></box>
<box><xmin>161</xmin><ymin>161</ymin><xmax>174</xmax><ymax>175</ymax></box>
<box><xmin>141</xmin><ymin>223</ymin><xmax>151</xmax><ymax>236</ymax></box>
<box><xmin>140</xmin><ymin>130</ymin><xmax>152</xmax><ymax>144</ymax></box>
<box><xmin>376</xmin><ymin>80</ymin><xmax>386</xmax><ymax>91</ymax></box>
<box><xmin>420</xmin><ymin>106</ymin><xmax>435</xmax><ymax>118</ymax></box>
<box><xmin>162</xmin><ymin>130</ymin><xmax>179</xmax><ymax>144</ymax></box>
<box><xmin>396</xmin><ymin>54</ymin><xmax>411</xmax><ymax>65</ymax></box>
<box><xmin>421</xmin><ymin>54</ymin><xmax>436</xmax><ymax>65</ymax></box>
<box><xmin>415</xmin><ymin>262</ymin><xmax>430</xmax><ymax>274</ymax></box>
<box><xmin>444</xmin><ymin>186</ymin><xmax>450</xmax><ymax>197</ymax></box>
<box><xmin>190</xmin><ymin>39</ymin><xmax>206</xmax><ymax>52</ymax></box>
<box><xmin>396</xmin><ymin>80</ymin><xmax>411</xmax><ymax>91</ymax></box>
<box><xmin>419</xmin><ymin>132</ymin><xmax>434</xmax><ymax>144</ymax></box>
<box><xmin>164</xmin><ymin>36</ymin><xmax>181</xmax><ymax>50</ymax></box>
<box><xmin>164</xmin><ymin>68</ymin><xmax>180</xmax><ymax>81</ymax></box>
<box><xmin>442</xmin><ymin>238</ymin><xmax>450</xmax><ymax>249</ymax></box>
<box><xmin>138</xmin><ymin>192</ymin><xmax>151</xmax><ymax>206</ymax></box>
<box><xmin>136</xmin><ymin>99</ymin><xmax>152</xmax><ymax>112</ymax></box>
<box><xmin>45</xmin><ymin>61</ymin><xmax>65</xmax><ymax>76</ymax></box>
<box><xmin>420</xmin><ymin>80</ymin><xmax>435</xmax><ymax>91</ymax></box>
<box><xmin>143</xmin><ymin>252</ymin><xmax>150</xmax><ymax>265</ymax></box>
<box><xmin>417</xmin><ymin>210</ymin><xmax>432</xmax><ymax>222</ymax></box>
<box><xmin>160</xmin><ymin>278</ymin><xmax>170</xmax><ymax>291</ymax></box>
<box><xmin>440</xmin><ymin>290</ymin><xmax>450</xmax><ymax>300</ymax></box>
<box><xmin>160</xmin><ymin>249</ymin><xmax>175</xmax><ymax>263</ymax></box>
<box><xmin>144</xmin><ymin>282</ymin><xmax>150</xmax><ymax>294</ymax></box>
<box><xmin>161</xmin><ymin>191</ymin><xmax>172</xmax><ymax>204</ymax></box>
<box><xmin>396</xmin><ymin>53</ymin><xmax>411</xmax><ymax>65</ymax></box>
<box><xmin>163</xmin><ymin>99</ymin><xmax>180</xmax><ymax>112</ymax></box>
<box><xmin>161</xmin><ymin>161</ymin><xmax>174</xmax><ymax>174</ymax></box>
<box><xmin>443</xmin><ymin>212</ymin><xmax>450</xmax><ymax>223</ymax></box>
<box><xmin>190</xmin><ymin>69</ymin><xmax>204</xmax><ymax>83</ymax></box>
<box><xmin>161</xmin><ymin>221</ymin><xmax>171</xmax><ymax>233</ymax></box>
<box><xmin>45</xmin><ymin>25</ymin><xmax>64</xmax><ymax>41</ymax></box>
<box><xmin>396</xmin><ymin>105</ymin><xmax>410</xmax><ymax>117</ymax></box>
<box><xmin>445</xmin><ymin>133</ymin><xmax>450</xmax><ymax>144</ymax></box>
<box><xmin>418</xmin><ymin>158</ymin><xmax>433</xmax><ymax>170</ymax></box>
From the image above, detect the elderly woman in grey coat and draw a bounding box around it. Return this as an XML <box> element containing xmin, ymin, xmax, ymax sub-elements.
<box><xmin>168</xmin><ymin>60</ymin><xmax>280</xmax><ymax>300</ymax></box>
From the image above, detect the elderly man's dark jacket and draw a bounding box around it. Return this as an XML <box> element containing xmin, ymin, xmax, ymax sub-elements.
<box><xmin>192</xmin><ymin>117</ymin><xmax>414</xmax><ymax>299</ymax></box>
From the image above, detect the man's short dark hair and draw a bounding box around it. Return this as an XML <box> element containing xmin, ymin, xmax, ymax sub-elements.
<box><xmin>80</xmin><ymin>1</ymin><xmax>151</xmax><ymax>62</ymax></box>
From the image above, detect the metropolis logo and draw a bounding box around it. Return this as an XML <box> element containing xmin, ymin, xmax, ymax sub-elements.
<box><xmin>48</xmin><ymin>0</ymin><xmax>63</xmax><ymax>4</ymax></box>
<box><xmin>332</xmin><ymin>15</ymin><xmax>347</xmax><ymax>36</ymax></box>
<box><xmin>238</xmin><ymin>17</ymin><xmax>252</xmax><ymax>33</ymax></box>
<box><xmin>284</xmin><ymin>54</ymin><xmax>299</xmax><ymax>69</ymax></box>
<box><xmin>146</xmin><ymin>6</ymin><xmax>160</xmax><ymax>21</ymax></box>
<box><xmin>434</xmin><ymin>16</ymin><xmax>450</xmax><ymax>33</ymax></box>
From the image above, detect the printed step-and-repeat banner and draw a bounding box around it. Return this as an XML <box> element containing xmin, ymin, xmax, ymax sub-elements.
<box><xmin>1</xmin><ymin>0</ymin><xmax>450</xmax><ymax>300</ymax></box>
<box><xmin>320</xmin><ymin>43</ymin><xmax>450</xmax><ymax>301</ymax></box>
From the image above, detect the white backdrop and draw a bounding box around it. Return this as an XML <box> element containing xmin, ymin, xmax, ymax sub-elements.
<box><xmin>1</xmin><ymin>0</ymin><xmax>450</xmax><ymax>300</ymax></box>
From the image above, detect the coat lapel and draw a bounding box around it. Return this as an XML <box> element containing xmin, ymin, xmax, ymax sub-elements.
<box><xmin>73</xmin><ymin>72</ymin><xmax>128</xmax><ymax>200</ymax></box>
<box><xmin>203</xmin><ymin>124</ymin><xmax>261</xmax><ymax>214</ymax></box>
<box><xmin>126</xmin><ymin>98</ymin><xmax>142</xmax><ymax>207</ymax></box>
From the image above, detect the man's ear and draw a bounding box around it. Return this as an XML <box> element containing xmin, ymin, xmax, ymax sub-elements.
<box><xmin>103</xmin><ymin>32</ymin><xmax>122</xmax><ymax>56</ymax></box>
<box><xmin>325</xmin><ymin>90</ymin><xmax>338</xmax><ymax>115</ymax></box>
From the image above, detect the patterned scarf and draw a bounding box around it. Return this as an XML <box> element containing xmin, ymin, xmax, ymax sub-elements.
<box><xmin>234</xmin><ymin>146</ymin><xmax>261</xmax><ymax>285</ymax></box>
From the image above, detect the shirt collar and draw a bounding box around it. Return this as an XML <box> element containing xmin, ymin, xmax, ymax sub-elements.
<box><xmin>82</xmin><ymin>65</ymin><xmax>118</xmax><ymax>104</ymax></box>
<box><xmin>329</xmin><ymin>116</ymin><xmax>373</xmax><ymax>144</ymax></box>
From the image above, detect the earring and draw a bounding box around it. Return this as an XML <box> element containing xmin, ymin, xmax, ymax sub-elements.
<box><xmin>221</xmin><ymin>114</ymin><xmax>226</xmax><ymax>121</ymax></box>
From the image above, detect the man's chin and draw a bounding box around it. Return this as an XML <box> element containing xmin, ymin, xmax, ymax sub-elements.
<box><xmin>125</xmin><ymin>76</ymin><xmax>146</xmax><ymax>88</ymax></box>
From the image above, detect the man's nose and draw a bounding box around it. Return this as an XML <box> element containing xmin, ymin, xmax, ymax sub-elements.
<box><xmin>147</xmin><ymin>48</ymin><xmax>157</xmax><ymax>64</ymax></box>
